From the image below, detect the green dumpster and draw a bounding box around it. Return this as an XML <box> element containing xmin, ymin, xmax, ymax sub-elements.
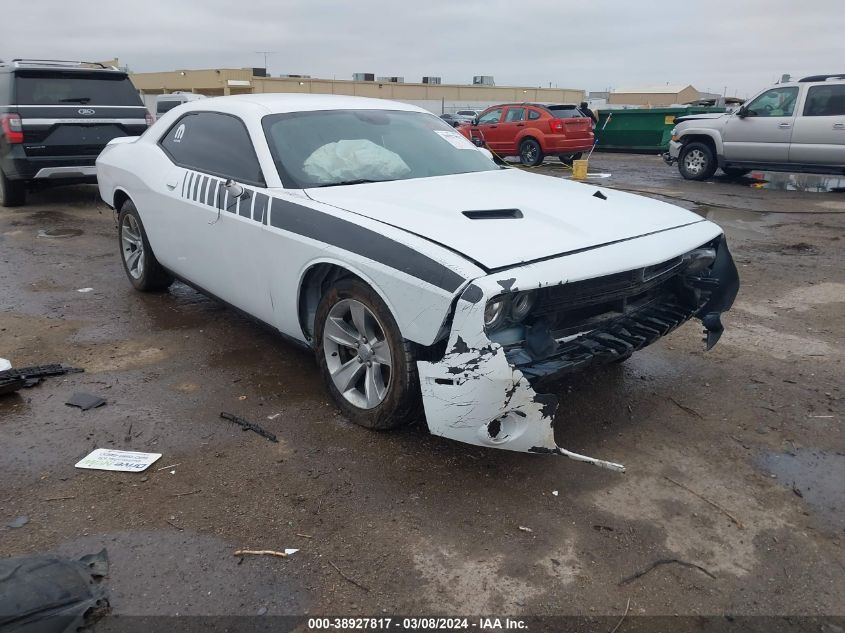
<box><xmin>594</xmin><ymin>106</ymin><xmax>725</xmax><ymax>152</ymax></box>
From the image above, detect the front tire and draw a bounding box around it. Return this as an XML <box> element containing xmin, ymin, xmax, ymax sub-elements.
<box><xmin>315</xmin><ymin>278</ymin><xmax>420</xmax><ymax>430</ymax></box>
<box><xmin>678</xmin><ymin>142</ymin><xmax>717</xmax><ymax>181</ymax></box>
<box><xmin>519</xmin><ymin>139</ymin><xmax>544</xmax><ymax>166</ymax></box>
<box><xmin>118</xmin><ymin>200</ymin><xmax>174</xmax><ymax>292</ymax></box>
<box><xmin>0</xmin><ymin>169</ymin><xmax>26</xmax><ymax>207</ymax></box>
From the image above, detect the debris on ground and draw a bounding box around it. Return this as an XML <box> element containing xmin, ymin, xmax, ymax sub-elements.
<box><xmin>75</xmin><ymin>449</ymin><xmax>162</xmax><ymax>472</ymax></box>
<box><xmin>518</xmin><ymin>525</ymin><xmax>533</xmax><ymax>532</ymax></box>
<box><xmin>668</xmin><ymin>397</ymin><xmax>704</xmax><ymax>419</ymax></box>
<box><xmin>663</xmin><ymin>475</ymin><xmax>744</xmax><ymax>529</ymax></box>
<box><xmin>0</xmin><ymin>549</ymin><xmax>109</xmax><ymax>632</ymax></box>
<box><xmin>76</xmin><ymin>287</ymin><xmax>94</xmax><ymax>293</ymax></box>
<box><xmin>619</xmin><ymin>558</ymin><xmax>716</xmax><ymax>585</ymax></box>
<box><xmin>220</xmin><ymin>412</ymin><xmax>279</xmax><ymax>443</ymax></box>
<box><xmin>329</xmin><ymin>560</ymin><xmax>370</xmax><ymax>592</ymax></box>
<box><xmin>6</xmin><ymin>515</ymin><xmax>29</xmax><ymax>529</ymax></box>
<box><xmin>234</xmin><ymin>549</ymin><xmax>298</xmax><ymax>558</ymax></box>
<box><xmin>0</xmin><ymin>363</ymin><xmax>84</xmax><ymax>396</ymax></box>
<box><xmin>65</xmin><ymin>392</ymin><xmax>107</xmax><ymax>411</ymax></box>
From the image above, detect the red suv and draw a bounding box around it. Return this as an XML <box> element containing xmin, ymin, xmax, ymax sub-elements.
<box><xmin>458</xmin><ymin>103</ymin><xmax>594</xmax><ymax>166</ymax></box>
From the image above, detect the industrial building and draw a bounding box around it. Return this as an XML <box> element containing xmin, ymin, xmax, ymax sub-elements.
<box><xmin>128</xmin><ymin>67</ymin><xmax>585</xmax><ymax>115</ymax></box>
<box><xmin>607</xmin><ymin>84</ymin><xmax>700</xmax><ymax>107</ymax></box>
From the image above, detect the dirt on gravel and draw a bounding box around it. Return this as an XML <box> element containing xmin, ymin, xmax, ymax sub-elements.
<box><xmin>1</xmin><ymin>154</ymin><xmax>843</xmax><ymax>625</ymax></box>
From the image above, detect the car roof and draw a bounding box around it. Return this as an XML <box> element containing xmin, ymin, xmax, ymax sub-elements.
<box><xmin>179</xmin><ymin>93</ymin><xmax>430</xmax><ymax>116</ymax></box>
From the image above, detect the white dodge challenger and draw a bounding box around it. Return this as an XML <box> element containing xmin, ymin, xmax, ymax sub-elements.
<box><xmin>96</xmin><ymin>94</ymin><xmax>739</xmax><ymax>471</ymax></box>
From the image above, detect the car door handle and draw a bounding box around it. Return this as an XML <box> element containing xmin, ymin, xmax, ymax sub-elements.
<box><xmin>834</xmin><ymin>123</ymin><xmax>845</xmax><ymax>130</ymax></box>
<box><xmin>516</xmin><ymin>123</ymin><xmax>525</xmax><ymax>127</ymax></box>
<box><xmin>778</xmin><ymin>122</ymin><xmax>792</xmax><ymax>128</ymax></box>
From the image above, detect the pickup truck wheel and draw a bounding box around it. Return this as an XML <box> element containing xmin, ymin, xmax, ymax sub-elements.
<box><xmin>519</xmin><ymin>139</ymin><xmax>544</xmax><ymax>166</ymax></box>
<box><xmin>118</xmin><ymin>200</ymin><xmax>174</xmax><ymax>292</ymax></box>
<box><xmin>722</xmin><ymin>167</ymin><xmax>751</xmax><ymax>177</ymax></box>
<box><xmin>559</xmin><ymin>152</ymin><xmax>583</xmax><ymax>165</ymax></box>
<box><xmin>678</xmin><ymin>142</ymin><xmax>717</xmax><ymax>180</ymax></box>
<box><xmin>0</xmin><ymin>169</ymin><xmax>26</xmax><ymax>207</ymax></box>
<box><xmin>315</xmin><ymin>278</ymin><xmax>421</xmax><ymax>430</ymax></box>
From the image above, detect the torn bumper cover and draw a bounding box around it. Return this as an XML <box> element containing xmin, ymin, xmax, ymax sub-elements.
<box><xmin>417</xmin><ymin>232</ymin><xmax>739</xmax><ymax>471</ymax></box>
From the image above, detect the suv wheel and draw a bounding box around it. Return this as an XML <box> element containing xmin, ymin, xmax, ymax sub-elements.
<box><xmin>314</xmin><ymin>278</ymin><xmax>421</xmax><ymax>430</ymax></box>
<box><xmin>678</xmin><ymin>142</ymin><xmax>717</xmax><ymax>180</ymax></box>
<box><xmin>118</xmin><ymin>199</ymin><xmax>174</xmax><ymax>291</ymax></box>
<box><xmin>519</xmin><ymin>139</ymin><xmax>544</xmax><ymax>166</ymax></box>
<box><xmin>0</xmin><ymin>169</ymin><xmax>26</xmax><ymax>207</ymax></box>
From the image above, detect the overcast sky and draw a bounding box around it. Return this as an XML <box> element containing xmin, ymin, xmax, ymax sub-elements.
<box><xmin>3</xmin><ymin>0</ymin><xmax>841</xmax><ymax>98</ymax></box>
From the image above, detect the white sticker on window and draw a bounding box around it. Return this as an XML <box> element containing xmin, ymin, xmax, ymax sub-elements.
<box><xmin>434</xmin><ymin>130</ymin><xmax>477</xmax><ymax>150</ymax></box>
<box><xmin>173</xmin><ymin>123</ymin><xmax>186</xmax><ymax>143</ymax></box>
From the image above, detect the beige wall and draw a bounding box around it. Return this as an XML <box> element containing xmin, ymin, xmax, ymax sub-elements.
<box><xmin>608</xmin><ymin>86</ymin><xmax>699</xmax><ymax>106</ymax></box>
<box><xmin>131</xmin><ymin>69</ymin><xmax>584</xmax><ymax>104</ymax></box>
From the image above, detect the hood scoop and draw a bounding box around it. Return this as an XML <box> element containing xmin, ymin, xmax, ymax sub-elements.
<box><xmin>462</xmin><ymin>208</ymin><xmax>523</xmax><ymax>220</ymax></box>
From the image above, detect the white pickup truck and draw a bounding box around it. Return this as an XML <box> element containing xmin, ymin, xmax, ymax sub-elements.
<box><xmin>664</xmin><ymin>74</ymin><xmax>845</xmax><ymax>180</ymax></box>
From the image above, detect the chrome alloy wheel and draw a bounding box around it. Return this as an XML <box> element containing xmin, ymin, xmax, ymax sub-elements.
<box><xmin>121</xmin><ymin>214</ymin><xmax>145</xmax><ymax>279</ymax></box>
<box><xmin>323</xmin><ymin>299</ymin><xmax>392</xmax><ymax>410</ymax></box>
<box><xmin>683</xmin><ymin>148</ymin><xmax>707</xmax><ymax>176</ymax></box>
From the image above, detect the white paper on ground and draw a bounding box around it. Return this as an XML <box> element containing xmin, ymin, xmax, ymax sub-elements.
<box><xmin>75</xmin><ymin>449</ymin><xmax>162</xmax><ymax>472</ymax></box>
<box><xmin>0</xmin><ymin>358</ymin><xmax>11</xmax><ymax>372</ymax></box>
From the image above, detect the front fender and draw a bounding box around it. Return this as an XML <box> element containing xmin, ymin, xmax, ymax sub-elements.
<box><xmin>677</xmin><ymin>126</ymin><xmax>724</xmax><ymax>155</ymax></box>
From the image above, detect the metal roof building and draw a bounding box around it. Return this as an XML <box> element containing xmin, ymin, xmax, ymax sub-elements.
<box><xmin>608</xmin><ymin>84</ymin><xmax>700</xmax><ymax>106</ymax></box>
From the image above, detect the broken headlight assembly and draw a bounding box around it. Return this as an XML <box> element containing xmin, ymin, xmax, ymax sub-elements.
<box><xmin>683</xmin><ymin>247</ymin><xmax>716</xmax><ymax>273</ymax></box>
<box><xmin>484</xmin><ymin>291</ymin><xmax>538</xmax><ymax>333</ymax></box>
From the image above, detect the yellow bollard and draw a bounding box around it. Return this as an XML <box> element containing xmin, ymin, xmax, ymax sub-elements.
<box><xmin>572</xmin><ymin>159</ymin><xmax>589</xmax><ymax>180</ymax></box>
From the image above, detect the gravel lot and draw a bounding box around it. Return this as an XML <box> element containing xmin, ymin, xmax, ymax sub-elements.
<box><xmin>1</xmin><ymin>153</ymin><xmax>843</xmax><ymax>630</ymax></box>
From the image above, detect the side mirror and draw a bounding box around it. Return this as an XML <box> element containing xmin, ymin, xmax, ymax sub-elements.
<box><xmin>736</xmin><ymin>106</ymin><xmax>748</xmax><ymax>118</ymax></box>
<box><xmin>224</xmin><ymin>179</ymin><xmax>245</xmax><ymax>199</ymax></box>
<box><xmin>472</xmin><ymin>117</ymin><xmax>479</xmax><ymax>126</ymax></box>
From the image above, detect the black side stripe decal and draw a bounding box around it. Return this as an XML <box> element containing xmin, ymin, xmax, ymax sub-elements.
<box><xmin>192</xmin><ymin>174</ymin><xmax>201</xmax><ymax>201</ymax></box>
<box><xmin>206</xmin><ymin>178</ymin><xmax>218</xmax><ymax>207</ymax></box>
<box><xmin>268</xmin><ymin>198</ymin><xmax>464</xmax><ymax>292</ymax></box>
<box><xmin>238</xmin><ymin>192</ymin><xmax>252</xmax><ymax>218</ymax></box>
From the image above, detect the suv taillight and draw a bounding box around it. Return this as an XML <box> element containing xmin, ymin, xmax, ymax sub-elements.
<box><xmin>549</xmin><ymin>119</ymin><xmax>564</xmax><ymax>133</ymax></box>
<box><xmin>145</xmin><ymin>110</ymin><xmax>154</xmax><ymax>126</ymax></box>
<box><xmin>1</xmin><ymin>114</ymin><xmax>23</xmax><ymax>144</ymax></box>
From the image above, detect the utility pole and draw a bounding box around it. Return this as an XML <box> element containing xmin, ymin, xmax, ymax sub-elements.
<box><xmin>255</xmin><ymin>51</ymin><xmax>275</xmax><ymax>72</ymax></box>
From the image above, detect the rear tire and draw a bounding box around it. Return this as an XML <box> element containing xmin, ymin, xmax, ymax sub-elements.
<box><xmin>519</xmin><ymin>139</ymin><xmax>544</xmax><ymax>166</ymax></box>
<box><xmin>559</xmin><ymin>152</ymin><xmax>583</xmax><ymax>165</ymax></box>
<box><xmin>118</xmin><ymin>199</ymin><xmax>174</xmax><ymax>292</ymax></box>
<box><xmin>678</xmin><ymin>142</ymin><xmax>717</xmax><ymax>181</ymax></box>
<box><xmin>0</xmin><ymin>169</ymin><xmax>26</xmax><ymax>207</ymax></box>
<box><xmin>315</xmin><ymin>278</ymin><xmax>421</xmax><ymax>430</ymax></box>
<box><xmin>722</xmin><ymin>167</ymin><xmax>751</xmax><ymax>177</ymax></box>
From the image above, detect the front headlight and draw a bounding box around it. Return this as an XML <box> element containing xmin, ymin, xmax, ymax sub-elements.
<box><xmin>484</xmin><ymin>299</ymin><xmax>506</xmax><ymax>329</ymax></box>
<box><xmin>511</xmin><ymin>291</ymin><xmax>536</xmax><ymax>320</ymax></box>
<box><xmin>684</xmin><ymin>247</ymin><xmax>716</xmax><ymax>273</ymax></box>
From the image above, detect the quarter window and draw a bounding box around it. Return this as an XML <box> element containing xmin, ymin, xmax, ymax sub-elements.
<box><xmin>803</xmin><ymin>85</ymin><xmax>845</xmax><ymax>116</ymax></box>
<box><xmin>527</xmin><ymin>109</ymin><xmax>541</xmax><ymax>120</ymax></box>
<box><xmin>745</xmin><ymin>87</ymin><xmax>799</xmax><ymax>118</ymax></box>
<box><xmin>477</xmin><ymin>109</ymin><xmax>502</xmax><ymax>125</ymax></box>
<box><xmin>505</xmin><ymin>108</ymin><xmax>525</xmax><ymax>122</ymax></box>
<box><xmin>160</xmin><ymin>112</ymin><xmax>264</xmax><ymax>185</ymax></box>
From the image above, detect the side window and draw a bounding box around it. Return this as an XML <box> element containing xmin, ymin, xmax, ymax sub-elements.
<box><xmin>160</xmin><ymin>111</ymin><xmax>264</xmax><ymax>185</ymax></box>
<box><xmin>746</xmin><ymin>87</ymin><xmax>799</xmax><ymax>117</ymax></box>
<box><xmin>477</xmin><ymin>109</ymin><xmax>502</xmax><ymax>125</ymax></box>
<box><xmin>505</xmin><ymin>108</ymin><xmax>525</xmax><ymax>122</ymax></box>
<box><xmin>156</xmin><ymin>100</ymin><xmax>181</xmax><ymax>115</ymax></box>
<box><xmin>527</xmin><ymin>109</ymin><xmax>541</xmax><ymax>120</ymax></box>
<box><xmin>803</xmin><ymin>85</ymin><xmax>845</xmax><ymax>116</ymax></box>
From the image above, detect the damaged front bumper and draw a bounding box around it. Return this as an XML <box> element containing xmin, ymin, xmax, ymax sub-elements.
<box><xmin>417</xmin><ymin>226</ymin><xmax>739</xmax><ymax>471</ymax></box>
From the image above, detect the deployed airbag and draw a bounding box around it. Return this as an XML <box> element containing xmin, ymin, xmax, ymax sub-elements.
<box><xmin>303</xmin><ymin>139</ymin><xmax>411</xmax><ymax>184</ymax></box>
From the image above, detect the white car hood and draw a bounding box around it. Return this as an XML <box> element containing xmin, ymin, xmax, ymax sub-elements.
<box><xmin>307</xmin><ymin>169</ymin><xmax>704</xmax><ymax>271</ymax></box>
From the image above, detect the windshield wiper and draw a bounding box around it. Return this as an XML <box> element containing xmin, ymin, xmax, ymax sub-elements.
<box><xmin>59</xmin><ymin>97</ymin><xmax>92</xmax><ymax>103</ymax></box>
<box><xmin>315</xmin><ymin>179</ymin><xmax>392</xmax><ymax>188</ymax></box>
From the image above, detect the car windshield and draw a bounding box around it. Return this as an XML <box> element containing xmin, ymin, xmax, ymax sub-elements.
<box><xmin>262</xmin><ymin>109</ymin><xmax>497</xmax><ymax>188</ymax></box>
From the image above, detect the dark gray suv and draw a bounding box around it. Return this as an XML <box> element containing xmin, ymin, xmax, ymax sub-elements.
<box><xmin>0</xmin><ymin>59</ymin><xmax>150</xmax><ymax>206</ymax></box>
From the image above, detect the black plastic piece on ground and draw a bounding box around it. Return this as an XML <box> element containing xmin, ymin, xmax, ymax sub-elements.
<box><xmin>65</xmin><ymin>392</ymin><xmax>107</xmax><ymax>411</ymax></box>
<box><xmin>0</xmin><ymin>364</ymin><xmax>84</xmax><ymax>396</ymax></box>
<box><xmin>220</xmin><ymin>412</ymin><xmax>279</xmax><ymax>443</ymax></box>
